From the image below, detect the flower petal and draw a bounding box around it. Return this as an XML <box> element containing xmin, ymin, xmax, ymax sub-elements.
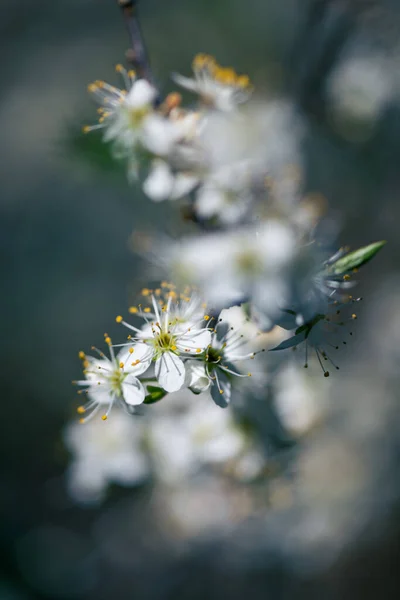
<box><xmin>125</xmin><ymin>79</ymin><xmax>157</xmax><ymax>108</ymax></box>
<box><xmin>211</xmin><ymin>373</ymin><xmax>231</xmax><ymax>408</ymax></box>
<box><xmin>184</xmin><ymin>360</ymin><xmax>211</xmax><ymax>393</ymax></box>
<box><xmin>155</xmin><ymin>352</ymin><xmax>185</xmax><ymax>392</ymax></box>
<box><xmin>178</xmin><ymin>329</ymin><xmax>211</xmax><ymax>353</ymax></box>
<box><xmin>122</xmin><ymin>375</ymin><xmax>146</xmax><ymax>406</ymax></box>
<box><xmin>143</xmin><ymin>160</ymin><xmax>175</xmax><ymax>201</ymax></box>
<box><xmin>118</xmin><ymin>343</ymin><xmax>152</xmax><ymax>376</ymax></box>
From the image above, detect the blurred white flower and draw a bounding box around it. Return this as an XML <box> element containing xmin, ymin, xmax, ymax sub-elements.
<box><xmin>173</xmin><ymin>53</ymin><xmax>252</xmax><ymax>112</ymax></box>
<box><xmin>64</xmin><ymin>409</ymin><xmax>149</xmax><ymax>504</ymax></box>
<box><xmin>73</xmin><ymin>338</ymin><xmax>152</xmax><ymax>422</ymax></box>
<box><xmin>116</xmin><ymin>289</ymin><xmax>211</xmax><ymax>393</ymax></box>
<box><xmin>84</xmin><ymin>66</ymin><xmax>193</xmax><ymax>178</ymax></box>
<box><xmin>163</xmin><ymin>221</ymin><xmax>295</xmax><ymax>311</ymax></box>
<box><xmin>193</xmin><ymin>161</ymin><xmax>255</xmax><ymax>224</ymax></box>
<box><xmin>148</xmin><ymin>391</ymin><xmax>247</xmax><ymax>484</ymax></box>
<box><xmin>274</xmin><ymin>363</ymin><xmax>324</xmax><ymax>436</ymax></box>
<box><xmin>328</xmin><ymin>53</ymin><xmax>393</xmax><ymax>124</ymax></box>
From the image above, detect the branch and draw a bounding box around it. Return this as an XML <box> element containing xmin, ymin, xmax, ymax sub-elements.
<box><xmin>116</xmin><ymin>0</ymin><xmax>157</xmax><ymax>89</ymax></box>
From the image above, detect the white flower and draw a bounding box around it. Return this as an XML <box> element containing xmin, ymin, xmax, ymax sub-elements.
<box><xmin>172</xmin><ymin>53</ymin><xmax>253</xmax><ymax>112</ymax></box>
<box><xmin>73</xmin><ymin>337</ymin><xmax>151</xmax><ymax>422</ymax></box>
<box><xmin>64</xmin><ymin>409</ymin><xmax>148</xmax><ymax>504</ymax></box>
<box><xmin>185</xmin><ymin>310</ymin><xmax>258</xmax><ymax>407</ymax></box>
<box><xmin>162</xmin><ymin>221</ymin><xmax>295</xmax><ymax>310</ymax></box>
<box><xmin>193</xmin><ymin>161</ymin><xmax>254</xmax><ymax>224</ymax></box>
<box><xmin>274</xmin><ymin>363</ymin><xmax>324</xmax><ymax>436</ymax></box>
<box><xmin>148</xmin><ymin>391</ymin><xmax>247</xmax><ymax>484</ymax></box>
<box><xmin>116</xmin><ymin>289</ymin><xmax>211</xmax><ymax>393</ymax></box>
<box><xmin>83</xmin><ymin>66</ymin><xmax>186</xmax><ymax>170</ymax></box>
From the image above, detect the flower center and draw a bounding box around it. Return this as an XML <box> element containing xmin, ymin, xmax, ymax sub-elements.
<box><xmin>127</xmin><ymin>106</ymin><xmax>151</xmax><ymax>128</ymax></box>
<box><xmin>154</xmin><ymin>332</ymin><xmax>177</xmax><ymax>353</ymax></box>
<box><xmin>108</xmin><ymin>368</ymin><xmax>126</xmax><ymax>396</ymax></box>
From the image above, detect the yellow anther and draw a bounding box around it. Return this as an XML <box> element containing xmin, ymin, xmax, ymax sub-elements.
<box><xmin>144</xmin><ymin>307</ymin><xmax>151</xmax><ymax>313</ymax></box>
<box><xmin>247</xmin><ymin>372</ymin><xmax>252</xmax><ymax>377</ymax></box>
<box><xmin>83</xmin><ymin>360</ymin><xmax>89</xmax><ymax>369</ymax></box>
<box><xmin>131</xmin><ymin>359</ymin><xmax>140</xmax><ymax>366</ymax></box>
<box><xmin>87</xmin><ymin>83</ymin><xmax>97</xmax><ymax>92</ymax></box>
<box><xmin>129</xmin><ymin>347</ymin><xmax>134</xmax><ymax>354</ymax></box>
<box><xmin>105</xmin><ymin>336</ymin><xmax>112</xmax><ymax>345</ymax></box>
<box><xmin>196</xmin><ymin>348</ymin><xmax>201</xmax><ymax>353</ymax></box>
<box><xmin>154</xmin><ymin>288</ymin><xmax>161</xmax><ymax>296</ymax></box>
<box><xmin>204</xmin><ymin>315</ymin><xmax>210</xmax><ymax>321</ymax></box>
<box><xmin>352</xmin><ymin>313</ymin><xmax>357</xmax><ymax>320</ymax></box>
<box><xmin>82</xmin><ymin>125</ymin><xmax>91</xmax><ymax>134</ymax></box>
<box><xmin>78</xmin><ymin>351</ymin><xmax>85</xmax><ymax>360</ymax></box>
<box><xmin>141</xmin><ymin>288</ymin><xmax>151</xmax><ymax>296</ymax></box>
<box><xmin>116</xmin><ymin>315</ymin><xmax>123</xmax><ymax>323</ymax></box>
<box><xmin>171</xmin><ymin>345</ymin><xmax>177</xmax><ymax>351</ymax></box>
<box><xmin>79</xmin><ymin>418</ymin><xmax>85</xmax><ymax>424</ymax></box>
<box><xmin>343</xmin><ymin>274</ymin><xmax>351</xmax><ymax>281</ymax></box>
<box><xmin>102</xmin><ymin>415</ymin><xmax>108</xmax><ymax>421</ymax></box>
<box><xmin>77</xmin><ymin>406</ymin><xmax>85</xmax><ymax>414</ymax></box>
<box><xmin>115</xmin><ymin>63</ymin><xmax>124</xmax><ymax>72</ymax></box>
<box><xmin>128</xmin><ymin>69</ymin><xmax>136</xmax><ymax>78</ymax></box>
<box><xmin>220</xmin><ymin>389</ymin><xmax>224</xmax><ymax>394</ymax></box>
<box><xmin>119</xmin><ymin>362</ymin><xmax>124</xmax><ymax>368</ymax></box>
<box><xmin>129</xmin><ymin>306</ymin><xmax>138</xmax><ymax>314</ymax></box>
<box><xmin>99</xmin><ymin>116</ymin><xmax>105</xmax><ymax>123</ymax></box>
<box><xmin>237</xmin><ymin>74</ymin><xmax>250</xmax><ymax>87</ymax></box>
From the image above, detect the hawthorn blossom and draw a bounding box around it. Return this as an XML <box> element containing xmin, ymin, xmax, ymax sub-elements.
<box><xmin>73</xmin><ymin>337</ymin><xmax>152</xmax><ymax>422</ymax></box>
<box><xmin>173</xmin><ymin>53</ymin><xmax>253</xmax><ymax>112</ymax></box>
<box><xmin>116</xmin><ymin>290</ymin><xmax>211</xmax><ymax>393</ymax></box>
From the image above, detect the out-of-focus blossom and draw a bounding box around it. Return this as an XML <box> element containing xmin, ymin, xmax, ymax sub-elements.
<box><xmin>328</xmin><ymin>53</ymin><xmax>393</xmax><ymax>126</ymax></box>
<box><xmin>162</xmin><ymin>221</ymin><xmax>295</xmax><ymax>310</ymax></box>
<box><xmin>147</xmin><ymin>391</ymin><xmax>249</xmax><ymax>484</ymax></box>
<box><xmin>64</xmin><ymin>409</ymin><xmax>149</xmax><ymax>504</ymax></box>
<box><xmin>173</xmin><ymin>53</ymin><xmax>253</xmax><ymax>112</ymax></box>
<box><xmin>274</xmin><ymin>363</ymin><xmax>325</xmax><ymax>436</ymax></box>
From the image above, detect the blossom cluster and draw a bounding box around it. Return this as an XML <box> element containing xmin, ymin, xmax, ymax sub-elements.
<box><xmin>66</xmin><ymin>8</ymin><xmax>385</xmax><ymax>503</ymax></box>
<box><xmin>74</xmin><ymin>285</ymin><xmax>259</xmax><ymax>423</ymax></box>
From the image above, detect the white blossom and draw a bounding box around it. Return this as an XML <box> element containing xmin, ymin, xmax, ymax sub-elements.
<box><xmin>116</xmin><ymin>288</ymin><xmax>211</xmax><ymax>393</ymax></box>
<box><xmin>73</xmin><ymin>338</ymin><xmax>151</xmax><ymax>422</ymax></box>
<box><xmin>64</xmin><ymin>409</ymin><xmax>149</xmax><ymax>504</ymax></box>
<box><xmin>173</xmin><ymin>53</ymin><xmax>252</xmax><ymax>112</ymax></box>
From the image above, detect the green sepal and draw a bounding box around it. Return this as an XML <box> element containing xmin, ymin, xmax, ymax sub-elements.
<box><xmin>143</xmin><ymin>385</ymin><xmax>168</xmax><ymax>404</ymax></box>
<box><xmin>328</xmin><ymin>241</ymin><xmax>386</xmax><ymax>275</ymax></box>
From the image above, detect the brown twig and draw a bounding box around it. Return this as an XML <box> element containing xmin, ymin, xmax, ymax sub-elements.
<box><xmin>116</xmin><ymin>0</ymin><xmax>158</xmax><ymax>91</ymax></box>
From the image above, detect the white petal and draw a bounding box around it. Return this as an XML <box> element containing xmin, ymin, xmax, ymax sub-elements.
<box><xmin>195</xmin><ymin>186</ymin><xmax>225</xmax><ymax>218</ymax></box>
<box><xmin>184</xmin><ymin>360</ymin><xmax>211</xmax><ymax>393</ymax></box>
<box><xmin>122</xmin><ymin>375</ymin><xmax>146</xmax><ymax>406</ymax></box>
<box><xmin>125</xmin><ymin>79</ymin><xmax>157</xmax><ymax>108</ymax></box>
<box><xmin>171</xmin><ymin>73</ymin><xmax>200</xmax><ymax>94</ymax></box>
<box><xmin>118</xmin><ymin>343</ymin><xmax>152</xmax><ymax>376</ymax></box>
<box><xmin>179</xmin><ymin>329</ymin><xmax>212</xmax><ymax>352</ymax></box>
<box><xmin>155</xmin><ymin>352</ymin><xmax>185</xmax><ymax>392</ymax></box>
<box><xmin>143</xmin><ymin>160</ymin><xmax>175</xmax><ymax>201</ymax></box>
<box><xmin>142</xmin><ymin>115</ymin><xmax>179</xmax><ymax>155</ymax></box>
<box><xmin>211</xmin><ymin>373</ymin><xmax>231</xmax><ymax>408</ymax></box>
<box><xmin>170</xmin><ymin>173</ymin><xmax>199</xmax><ymax>199</ymax></box>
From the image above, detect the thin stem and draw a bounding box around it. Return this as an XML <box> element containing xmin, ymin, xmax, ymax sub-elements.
<box><xmin>116</xmin><ymin>0</ymin><xmax>159</xmax><ymax>94</ymax></box>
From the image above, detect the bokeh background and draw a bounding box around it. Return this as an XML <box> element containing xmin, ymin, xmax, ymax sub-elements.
<box><xmin>1</xmin><ymin>0</ymin><xmax>400</xmax><ymax>598</ymax></box>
